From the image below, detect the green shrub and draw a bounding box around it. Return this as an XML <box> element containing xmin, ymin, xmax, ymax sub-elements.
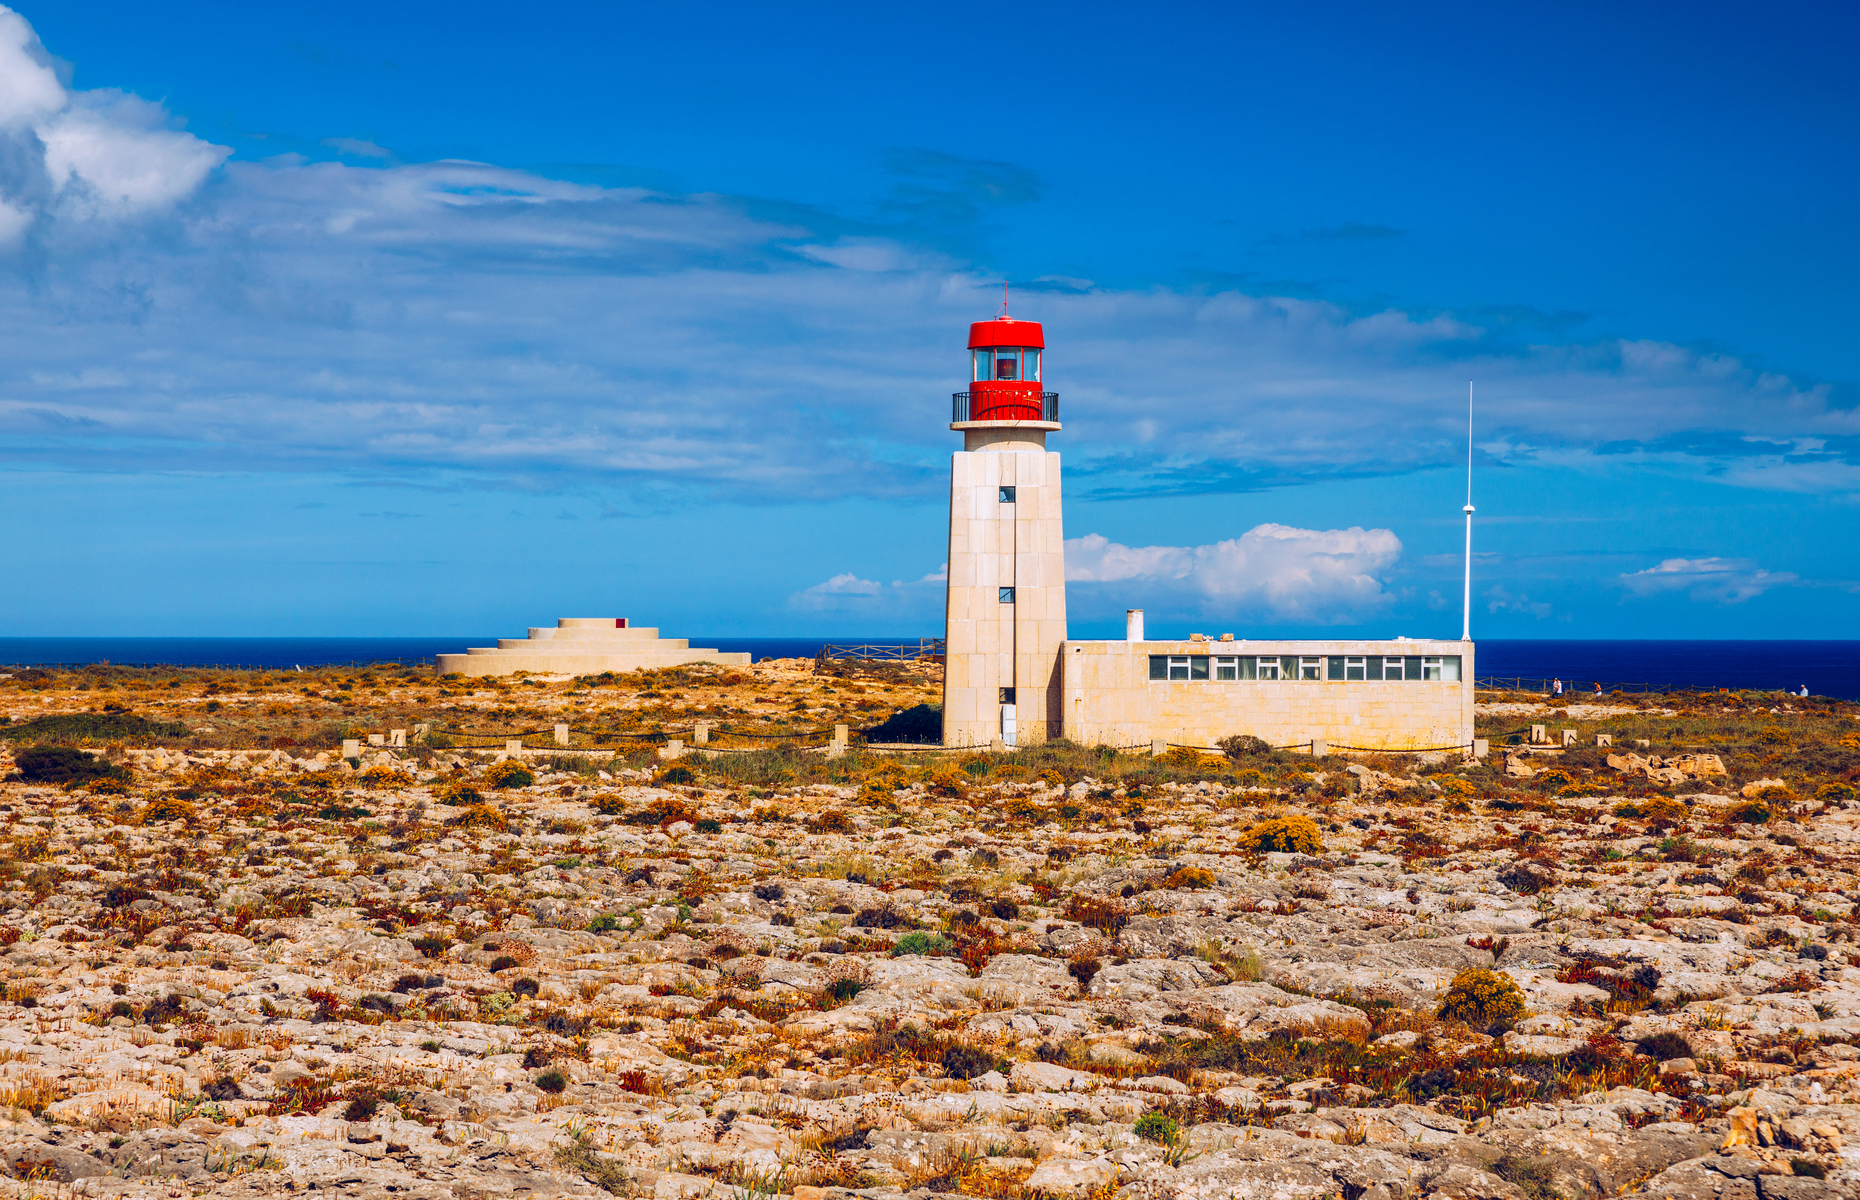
<box><xmin>10</xmin><ymin>746</ymin><xmax>131</xmax><ymax>786</ymax></box>
<box><xmin>484</xmin><ymin>760</ymin><xmax>535</xmax><ymax>789</ymax></box>
<box><xmin>1640</xmin><ymin>796</ymin><xmax>1688</xmax><ymax>823</ymax></box>
<box><xmin>1489</xmin><ymin>1155</ymin><xmax>1559</xmax><ymax>1200</ymax></box>
<box><xmin>1134</xmin><ymin>1112</ymin><xmax>1181</xmax><ymax>1145</ymax></box>
<box><xmin>135</xmin><ymin>794</ymin><xmax>197</xmax><ymax>824</ymax></box>
<box><xmin>1217</xmin><ymin>734</ymin><xmax>1273</xmax><ymax>759</ymax></box>
<box><xmin>435</xmin><ymin>781</ymin><xmax>480</xmax><ymax>805</ymax></box>
<box><xmin>941</xmin><ymin>1045</ymin><xmax>997</xmax><ymax>1080</ymax></box>
<box><xmin>0</xmin><ymin>712</ymin><xmax>187</xmax><ymax>743</ymax></box>
<box><xmin>1636</xmin><ymin>1031</ymin><xmax>1693</xmax><ymax>1061</ymax></box>
<box><xmin>861</xmin><ymin>704</ymin><xmax>942</xmax><ymax>744</ymax></box>
<box><xmin>412</xmin><ymin>935</ymin><xmax>454</xmax><ymax>958</ymax></box>
<box><xmin>1437</xmin><ymin>968</ymin><xmax>1526</xmax><ymax>1026</ymax></box>
<box><xmin>447</xmin><ymin>802</ymin><xmax>509</xmax><ymax>830</ymax></box>
<box><xmin>1816</xmin><ymin>782</ymin><xmax>1856</xmax><ymax>803</ymax></box>
<box><xmin>1237</xmin><ymin>816</ymin><xmax>1323</xmax><ymax>855</ymax></box>
<box><xmin>588</xmin><ymin>915</ymin><xmax>622</xmax><ymax>933</ymax></box>
<box><xmin>1727</xmin><ymin>799</ymin><xmax>1775</xmax><ymax>824</ymax></box>
<box><xmin>892</xmin><ymin>932</ymin><xmax>951</xmax><ymax>957</ymax></box>
<box><xmin>535</xmin><ymin>1068</ymin><xmax>568</xmax><ymax>1094</ymax></box>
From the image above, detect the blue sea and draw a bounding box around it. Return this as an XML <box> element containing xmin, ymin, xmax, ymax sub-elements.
<box><xmin>1</xmin><ymin>637</ymin><xmax>1856</xmax><ymax>700</ymax></box>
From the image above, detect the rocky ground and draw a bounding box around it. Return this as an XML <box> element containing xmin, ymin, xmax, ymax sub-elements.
<box><xmin>0</xmin><ymin>662</ymin><xmax>1856</xmax><ymax>1200</ymax></box>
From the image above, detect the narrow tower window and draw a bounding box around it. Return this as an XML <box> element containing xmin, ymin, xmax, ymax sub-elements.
<box><xmin>998</xmin><ymin>587</ymin><xmax>1016</xmax><ymax>603</ymax></box>
<box><xmin>999</xmin><ymin>486</ymin><xmax>1016</xmax><ymax>503</ymax></box>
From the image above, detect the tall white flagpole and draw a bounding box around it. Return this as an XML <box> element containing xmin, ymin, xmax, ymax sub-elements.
<box><xmin>1462</xmin><ymin>382</ymin><xmax>1474</xmax><ymax>642</ymax></box>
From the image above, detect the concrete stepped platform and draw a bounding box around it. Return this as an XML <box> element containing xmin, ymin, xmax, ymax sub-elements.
<box><xmin>435</xmin><ymin>618</ymin><xmax>750</xmax><ymax>677</ymax></box>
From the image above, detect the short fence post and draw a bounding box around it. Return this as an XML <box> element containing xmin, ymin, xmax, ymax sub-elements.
<box><xmin>1530</xmin><ymin>725</ymin><xmax>1547</xmax><ymax>745</ymax></box>
<box><xmin>1310</xmin><ymin>738</ymin><xmax>1327</xmax><ymax>758</ymax></box>
<box><xmin>828</xmin><ymin>724</ymin><xmax>848</xmax><ymax>758</ymax></box>
<box><xmin>1561</xmin><ymin>729</ymin><xmax>1577</xmax><ymax>747</ymax></box>
<box><xmin>505</xmin><ymin>739</ymin><xmax>523</xmax><ymax>759</ymax></box>
<box><xmin>1595</xmin><ymin>734</ymin><xmax>1612</xmax><ymax>747</ymax></box>
<box><xmin>1151</xmin><ymin>739</ymin><xmax>1166</xmax><ymax>757</ymax></box>
<box><xmin>341</xmin><ymin>739</ymin><xmax>360</xmax><ymax>760</ymax></box>
<box><xmin>693</xmin><ymin>722</ymin><xmax>710</xmax><ymax>745</ymax></box>
<box><xmin>367</xmin><ymin>733</ymin><xmax>385</xmax><ymax>747</ymax></box>
<box><xmin>1472</xmin><ymin>738</ymin><xmax>1489</xmax><ymax>759</ymax></box>
<box><xmin>390</xmin><ymin>729</ymin><xmax>406</xmax><ymax>748</ymax></box>
<box><xmin>663</xmin><ymin>739</ymin><xmax>684</xmax><ymax>761</ymax></box>
<box><xmin>554</xmin><ymin>723</ymin><xmax>570</xmax><ymax>747</ymax></box>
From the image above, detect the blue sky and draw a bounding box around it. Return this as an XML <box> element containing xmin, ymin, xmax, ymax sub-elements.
<box><xmin>2</xmin><ymin>0</ymin><xmax>1856</xmax><ymax>640</ymax></box>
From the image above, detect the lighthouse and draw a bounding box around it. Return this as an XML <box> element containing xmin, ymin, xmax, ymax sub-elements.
<box><xmin>942</xmin><ymin>315</ymin><xmax>1066</xmax><ymax>747</ymax></box>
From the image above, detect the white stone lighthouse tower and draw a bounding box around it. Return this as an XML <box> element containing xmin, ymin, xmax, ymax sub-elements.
<box><xmin>942</xmin><ymin>315</ymin><xmax>1067</xmax><ymax>747</ymax></box>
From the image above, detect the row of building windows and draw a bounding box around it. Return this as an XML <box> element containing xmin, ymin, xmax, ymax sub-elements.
<box><xmin>1149</xmin><ymin>654</ymin><xmax>1462</xmax><ymax>682</ymax></box>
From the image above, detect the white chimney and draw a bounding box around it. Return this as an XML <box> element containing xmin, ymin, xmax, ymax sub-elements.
<box><xmin>1126</xmin><ymin>609</ymin><xmax>1144</xmax><ymax>642</ymax></box>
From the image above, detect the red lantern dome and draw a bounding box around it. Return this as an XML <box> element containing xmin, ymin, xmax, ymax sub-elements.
<box><xmin>954</xmin><ymin>316</ymin><xmax>1056</xmax><ymax>424</ymax></box>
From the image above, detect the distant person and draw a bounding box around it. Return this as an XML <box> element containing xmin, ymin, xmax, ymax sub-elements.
<box><xmin>1552</xmin><ymin>678</ymin><xmax>1563</xmax><ymax>698</ymax></box>
<box><xmin>1800</xmin><ymin>684</ymin><xmax>1809</xmax><ymax>697</ymax></box>
<box><xmin>1593</xmin><ymin>681</ymin><xmax>1602</xmax><ymax>697</ymax></box>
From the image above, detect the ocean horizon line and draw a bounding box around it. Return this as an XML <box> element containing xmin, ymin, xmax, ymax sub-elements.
<box><xmin>2</xmin><ymin>635</ymin><xmax>1857</xmax><ymax>699</ymax></box>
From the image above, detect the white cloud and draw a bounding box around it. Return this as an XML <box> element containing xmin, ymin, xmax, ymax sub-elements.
<box><xmin>322</xmin><ymin>137</ymin><xmax>394</xmax><ymax>160</ymax></box>
<box><xmin>1484</xmin><ymin>585</ymin><xmax>1553</xmax><ymax>619</ymax></box>
<box><xmin>788</xmin><ymin>567</ymin><xmax>945</xmax><ymax>616</ymax></box>
<box><xmin>0</xmin><ymin>2</ymin><xmax>1851</xmax><ymax>519</ymax></box>
<box><xmin>1066</xmin><ymin>524</ymin><xmax>1403</xmax><ymax>622</ymax></box>
<box><xmin>0</xmin><ymin>7</ymin><xmax>63</xmax><ymax>127</ymax></box>
<box><xmin>795</xmin><ymin>572</ymin><xmax>882</xmax><ymax>601</ymax></box>
<box><xmin>1618</xmin><ymin>557</ymin><xmax>1798</xmax><ymax>604</ymax></box>
<box><xmin>0</xmin><ymin>7</ymin><xmax>228</xmax><ymax>244</ymax></box>
<box><xmin>0</xmin><ymin>198</ymin><xmax>30</xmax><ymax>242</ymax></box>
<box><xmin>38</xmin><ymin>91</ymin><xmax>230</xmax><ymax>213</ymax></box>
<box><xmin>789</xmin><ymin>526</ymin><xmax>1401</xmax><ymax>625</ymax></box>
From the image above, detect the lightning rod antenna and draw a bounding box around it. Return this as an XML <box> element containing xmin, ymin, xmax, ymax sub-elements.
<box><xmin>1461</xmin><ymin>382</ymin><xmax>1475</xmax><ymax>642</ymax></box>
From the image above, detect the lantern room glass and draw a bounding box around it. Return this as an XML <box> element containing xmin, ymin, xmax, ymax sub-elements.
<box><xmin>971</xmin><ymin>347</ymin><xmax>1040</xmax><ymax>383</ymax></box>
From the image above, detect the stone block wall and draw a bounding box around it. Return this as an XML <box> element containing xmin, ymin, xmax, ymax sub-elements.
<box><xmin>1060</xmin><ymin>638</ymin><xmax>1474</xmax><ymax>751</ymax></box>
<box><xmin>943</xmin><ymin>448</ymin><xmax>1067</xmax><ymax>746</ymax></box>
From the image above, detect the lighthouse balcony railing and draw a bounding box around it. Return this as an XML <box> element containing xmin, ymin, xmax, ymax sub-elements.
<box><xmin>951</xmin><ymin>391</ymin><xmax>1058</xmax><ymax>422</ymax></box>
